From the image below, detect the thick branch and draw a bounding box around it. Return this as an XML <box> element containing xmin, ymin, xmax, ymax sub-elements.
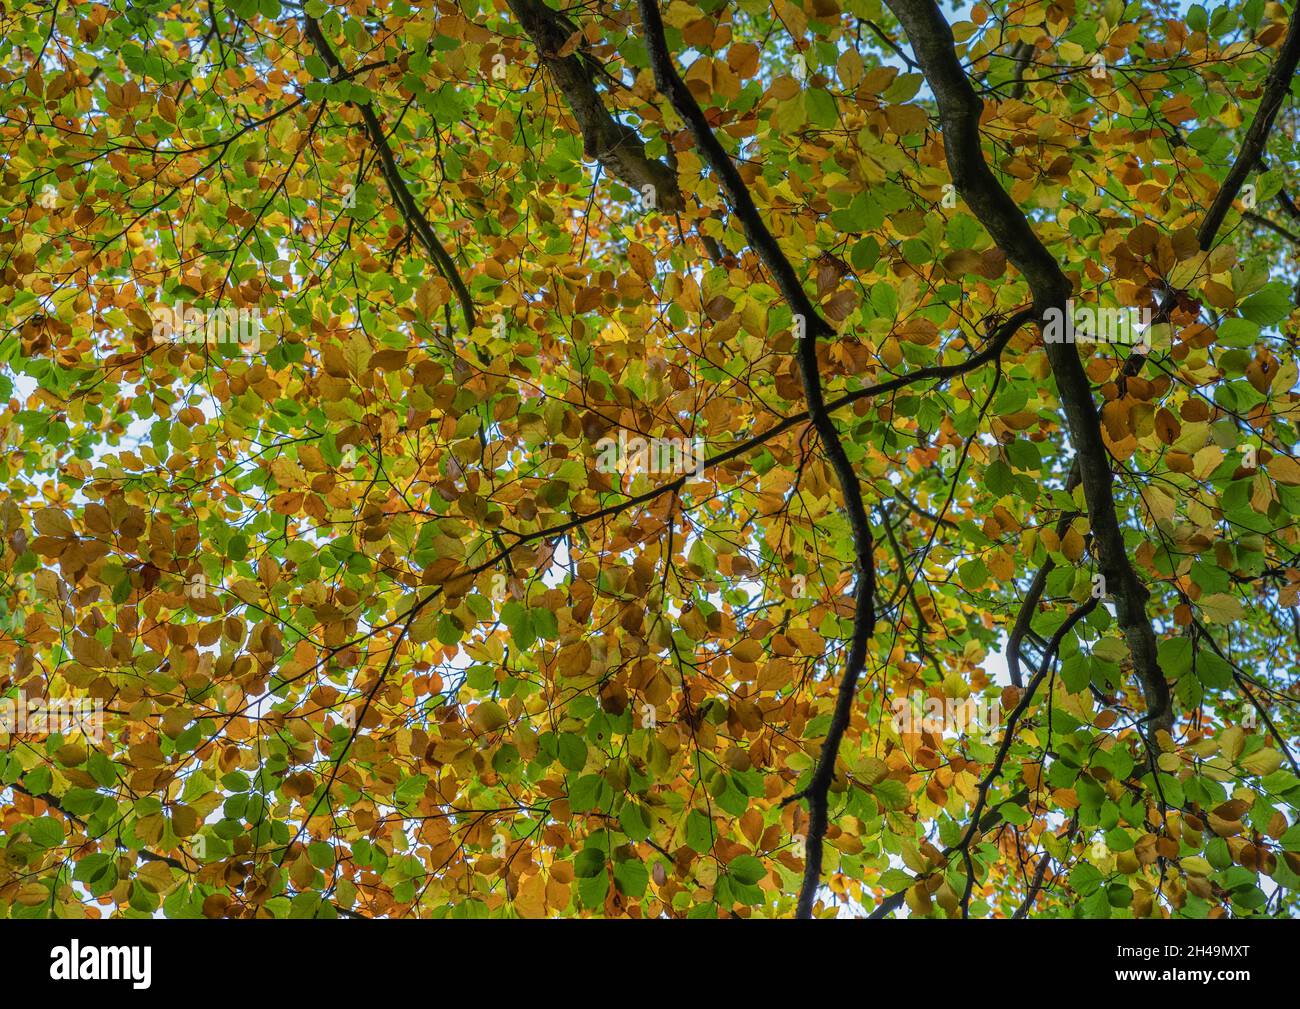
<box><xmin>885</xmin><ymin>0</ymin><xmax>1171</xmax><ymax>735</ymax></box>
<box><xmin>506</xmin><ymin>0</ymin><xmax>683</xmax><ymax>213</ymax></box>
<box><xmin>1012</xmin><ymin>813</ymin><xmax>1076</xmax><ymax>918</ymax></box>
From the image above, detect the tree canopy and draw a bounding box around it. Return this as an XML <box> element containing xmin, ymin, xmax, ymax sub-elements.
<box><xmin>2</xmin><ymin>0</ymin><xmax>1300</xmax><ymax>919</ymax></box>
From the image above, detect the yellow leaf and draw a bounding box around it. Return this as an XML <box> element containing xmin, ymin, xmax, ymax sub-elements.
<box><xmin>514</xmin><ymin>872</ymin><xmax>548</xmax><ymax>919</ymax></box>
<box><xmin>1219</xmin><ymin>726</ymin><xmax>1245</xmax><ymax>762</ymax></box>
<box><xmin>1199</xmin><ymin>593</ymin><xmax>1244</xmax><ymax>624</ymax></box>
<box><xmin>1267</xmin><ymin>452</ymin><xmax>1300</xmax><ymax>485</ymax></box>
<box><xmin>472</xmin><ymin>700</ymin><xmax>508</xmax><ymax>733</ymax></box>
<box><xmin>1242</xmin><ymin>747</ymin><xmax>1284</xmax><ymax>776</ymax></box>
<box><xmin>557</xmin><ymin>640</ymin><xmax>593</xmax><ymax>678</ymax></box>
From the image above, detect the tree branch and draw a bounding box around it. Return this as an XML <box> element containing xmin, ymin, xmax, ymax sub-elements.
<box><xmin>1245</xmin><ymin>208</ymin><xmax>1300</xmax><ymax>246</ymax></box>
<box><xmin>1007</xmin><ymin>459</ymin><xmax>1080</xmax><ymax>688</ymax></box>
<box><xmin>866</xmin><ymin>787</ymin><xmax>1031</xmax><ymax>918</ymax></box>
<box><xmin>303</xmin><ymin>16</ymin><xmax>476</xmax><ymax>335</ymax></box>
<box><xmin>885</xmin><ymin>0</ymin><xmax>1172</xmax><ymax>737</ymax></box>
<box><xmin>1191</xmin><ymin>617</ymin><xmax>1300</xmax><ymax>778</ymax></box>
<box><xmin>1196</xmin><ymin>7</ymin><xmax>1300</xmax><ymax>250</ymax></box>
<box><xmin>7</xmin><ymin>780</ymin><xmax>367</xmax><ymax>918</ymax></box>
<box><xmin>957</xmin><ymin>596</ymin><xmax>1098</xmax><ymax>916</ymax></box>
<box><xmin>637</xmin><ymin>0</ymin><xmax>877</xmax><ymax>919</ymax></box>
<box><xmin>506</xmin><ymin>0</ymin><xmax>684</xmax><ymax>214</ymax></box>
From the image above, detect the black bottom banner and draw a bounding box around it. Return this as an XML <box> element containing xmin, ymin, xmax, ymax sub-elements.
<box><xmin>0</xmin><ymin>917</ymin><xmax>1281</xmax><ymax>996</ymax></box>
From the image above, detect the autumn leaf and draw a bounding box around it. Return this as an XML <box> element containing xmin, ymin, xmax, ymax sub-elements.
<box><xmin>0</xmin><ymin>0</ymin><xmax>1297</xmax><ymax>928</ymax></box>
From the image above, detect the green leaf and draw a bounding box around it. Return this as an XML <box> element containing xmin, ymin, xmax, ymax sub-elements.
<box><xmin>1240</xmin><ymin>283</ymin><xmax>1292</xmax><ymax>326</ymax></box>
<box><xmin>25</xmin><ymin>816</ymin><xmax>65</xmax><ymax>849</ymax></box>
<box><xmin>728</xmin><ymin>854</ymin><xmax>765</xmax><ymax>885</ymax></box>
<box><xmin>619</xmin><ymin>802</ymin><xmax>652</xmax><ymax>841</ymax></box>
<box><xmin>1196</xmin><ymin>650</ymin><xmax>1234</xmax><ymax>690</ymax></box>
<box><xmin>570</xmin><ymin>774</ymin><xmax>604</xmax><ymax>814</ymax></box>
<box><xmin>803</xmin><ymin>89</ymin><xmax>838</xmax><ymax>128</ymax></box>
<box><xmin>614</xmin><ymin>859</ymin><xmax>649</xmax><ymax>898</ymax></box>
<box><xmin>684</xmin><ymin>810</ymin><xmax>713</xmax><ymax>853</ymax></box>
<box><xmin>558</xmin><ymin>732</ymin><xmax>587</xmax><ymax>772</ymax></box>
